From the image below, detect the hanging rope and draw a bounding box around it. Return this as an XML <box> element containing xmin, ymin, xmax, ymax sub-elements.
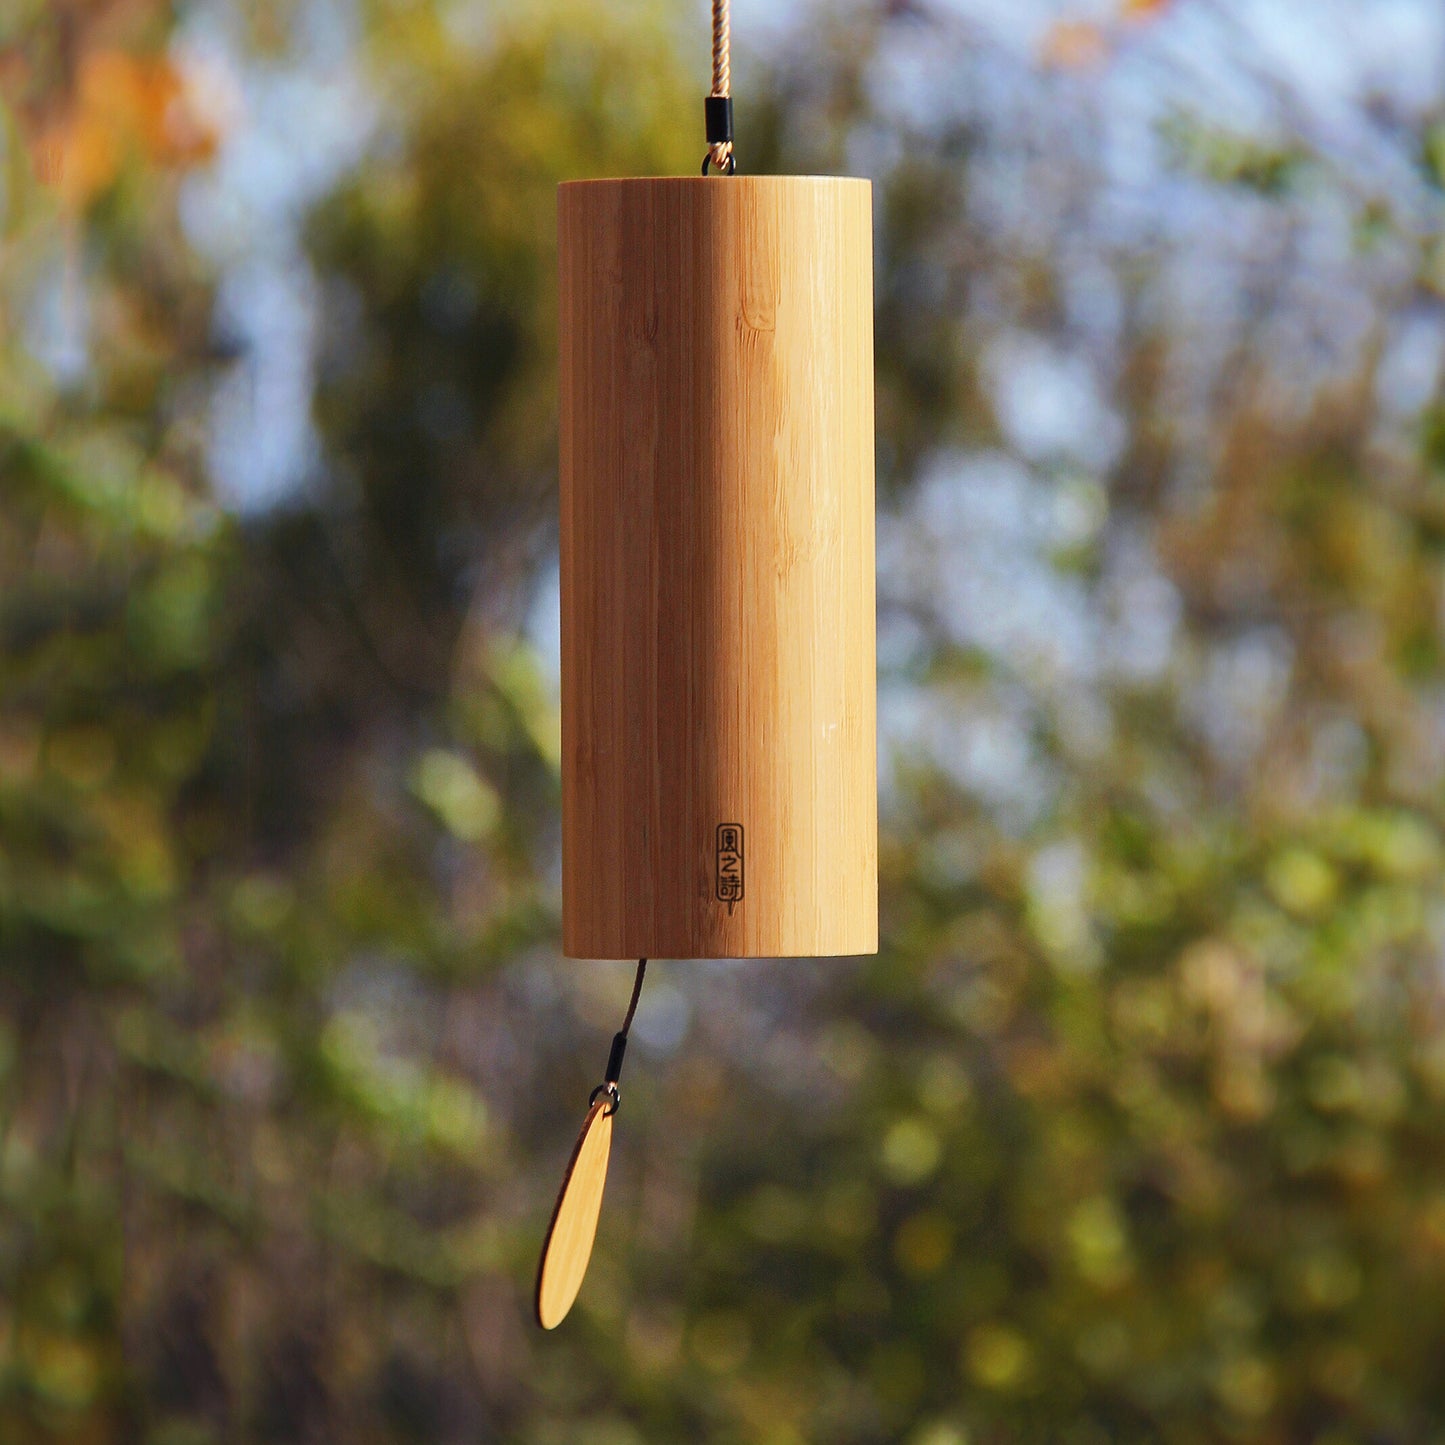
<box><xmin>711</xmin><ymin>0</ymin><xmax>731</xmax><ymax>103</ymax></box>
<box><xmin>589</xmin><ymin>959</ymin><xmax>648</xmax><ymax>1115</ymax></box>
<box><xmin>703</xmin><ymin>0</ymin><xmax>736</xmax><ymax>174</ymax></box>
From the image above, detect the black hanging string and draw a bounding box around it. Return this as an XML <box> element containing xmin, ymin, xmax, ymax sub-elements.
<box><xmin>619</xmin><ymin>957</ymin><xmax>647</xmax><ymax>1036</ymax></box>
<box><xmin>590</xmin><ymin>958</ymin><xmax>647</xmax><ymax>1115</ymax></box>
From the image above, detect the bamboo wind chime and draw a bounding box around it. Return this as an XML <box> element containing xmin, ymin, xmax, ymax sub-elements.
<box><xmin>536</xmin><ymin>0</ymin><xmax>878</xmax><ymax>1330</ymax></box>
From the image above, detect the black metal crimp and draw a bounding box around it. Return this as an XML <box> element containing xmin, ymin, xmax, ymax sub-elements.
<box><xmin>604</xmin><ymin>1030</ymin><xmax>629</xmax><ymax>1086</ymax></box>
<box><xmin>586</xmin><ymin>1031</ymin><xmax>631</xmax><ymax>1117</ymax></box>
<box><xmin>704</xmin><ymin>95</ymin><xmax>734</xmax><ymax>148</ymax></box>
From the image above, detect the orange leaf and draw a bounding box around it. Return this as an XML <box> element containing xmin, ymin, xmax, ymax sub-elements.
<box><xmin>48</xmin><ymin>114</ymin><xmax>122</xmax><ymax>210</ymax></box>
<box><xmin>133</xmin><ymin>56</ymin><xmax>222</xmax><ymax>166</ymax></box>
<box><xmin>34</xmin><ymin>48</ymin><xmax>225</xmax><ymax>210</ymax></box>
<box><xmin>1040</xmin><ymin>20</ymin><xmax>1109</xmax><ymax>70</ymax></box>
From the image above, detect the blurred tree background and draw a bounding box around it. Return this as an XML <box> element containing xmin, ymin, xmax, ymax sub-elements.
<box><xmin>3</xmin><ymin>0</ymin><xmax>1445</xmax><ymax>1441</ymax></box>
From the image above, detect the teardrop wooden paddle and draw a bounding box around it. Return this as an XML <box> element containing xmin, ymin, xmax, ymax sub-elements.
<box><xmin>535</xmin><ymin>1094</ymin><xmax>614</xmax><ymax>1329</ymax></box>
<box><xmin>535</xmin><ymin>959</ymin><xmax>647</xmax><ymax>1330</ymax></box>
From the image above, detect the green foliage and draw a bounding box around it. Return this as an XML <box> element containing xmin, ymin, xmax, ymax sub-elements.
<box><xmin>1160</xmin><ymin>112</ymin><xmax>1307</xmax><ymax>196</ymax></box>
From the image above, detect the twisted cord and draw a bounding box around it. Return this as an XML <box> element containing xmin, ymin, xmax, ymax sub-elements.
<box><xmin>707</xmin><ymin>0</ymin><xmax>733</xmax><ymax>173</ymax></box>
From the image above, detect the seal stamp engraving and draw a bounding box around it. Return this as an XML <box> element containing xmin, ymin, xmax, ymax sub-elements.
<box><xmin>715</xmin><ymin>824</ymin><xmax>744</xmax><ymax>914</ymax></box>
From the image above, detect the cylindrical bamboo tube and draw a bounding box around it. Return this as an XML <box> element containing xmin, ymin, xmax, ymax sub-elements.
<box><xmin>558</xmin><ymin>176</ymin><xmax>876</xmax><ymax>959</ymax></box>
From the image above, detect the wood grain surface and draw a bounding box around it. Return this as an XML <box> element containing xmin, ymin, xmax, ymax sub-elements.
<box><xmin>559</xmin><ymin>176</ymin><xmax>877</xmax><ymax>959</ymax></box>
<box><xmin>535</xmin><ymin>1098</ymin><xmax>614</xmax><ymax>1329</ymax></box>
